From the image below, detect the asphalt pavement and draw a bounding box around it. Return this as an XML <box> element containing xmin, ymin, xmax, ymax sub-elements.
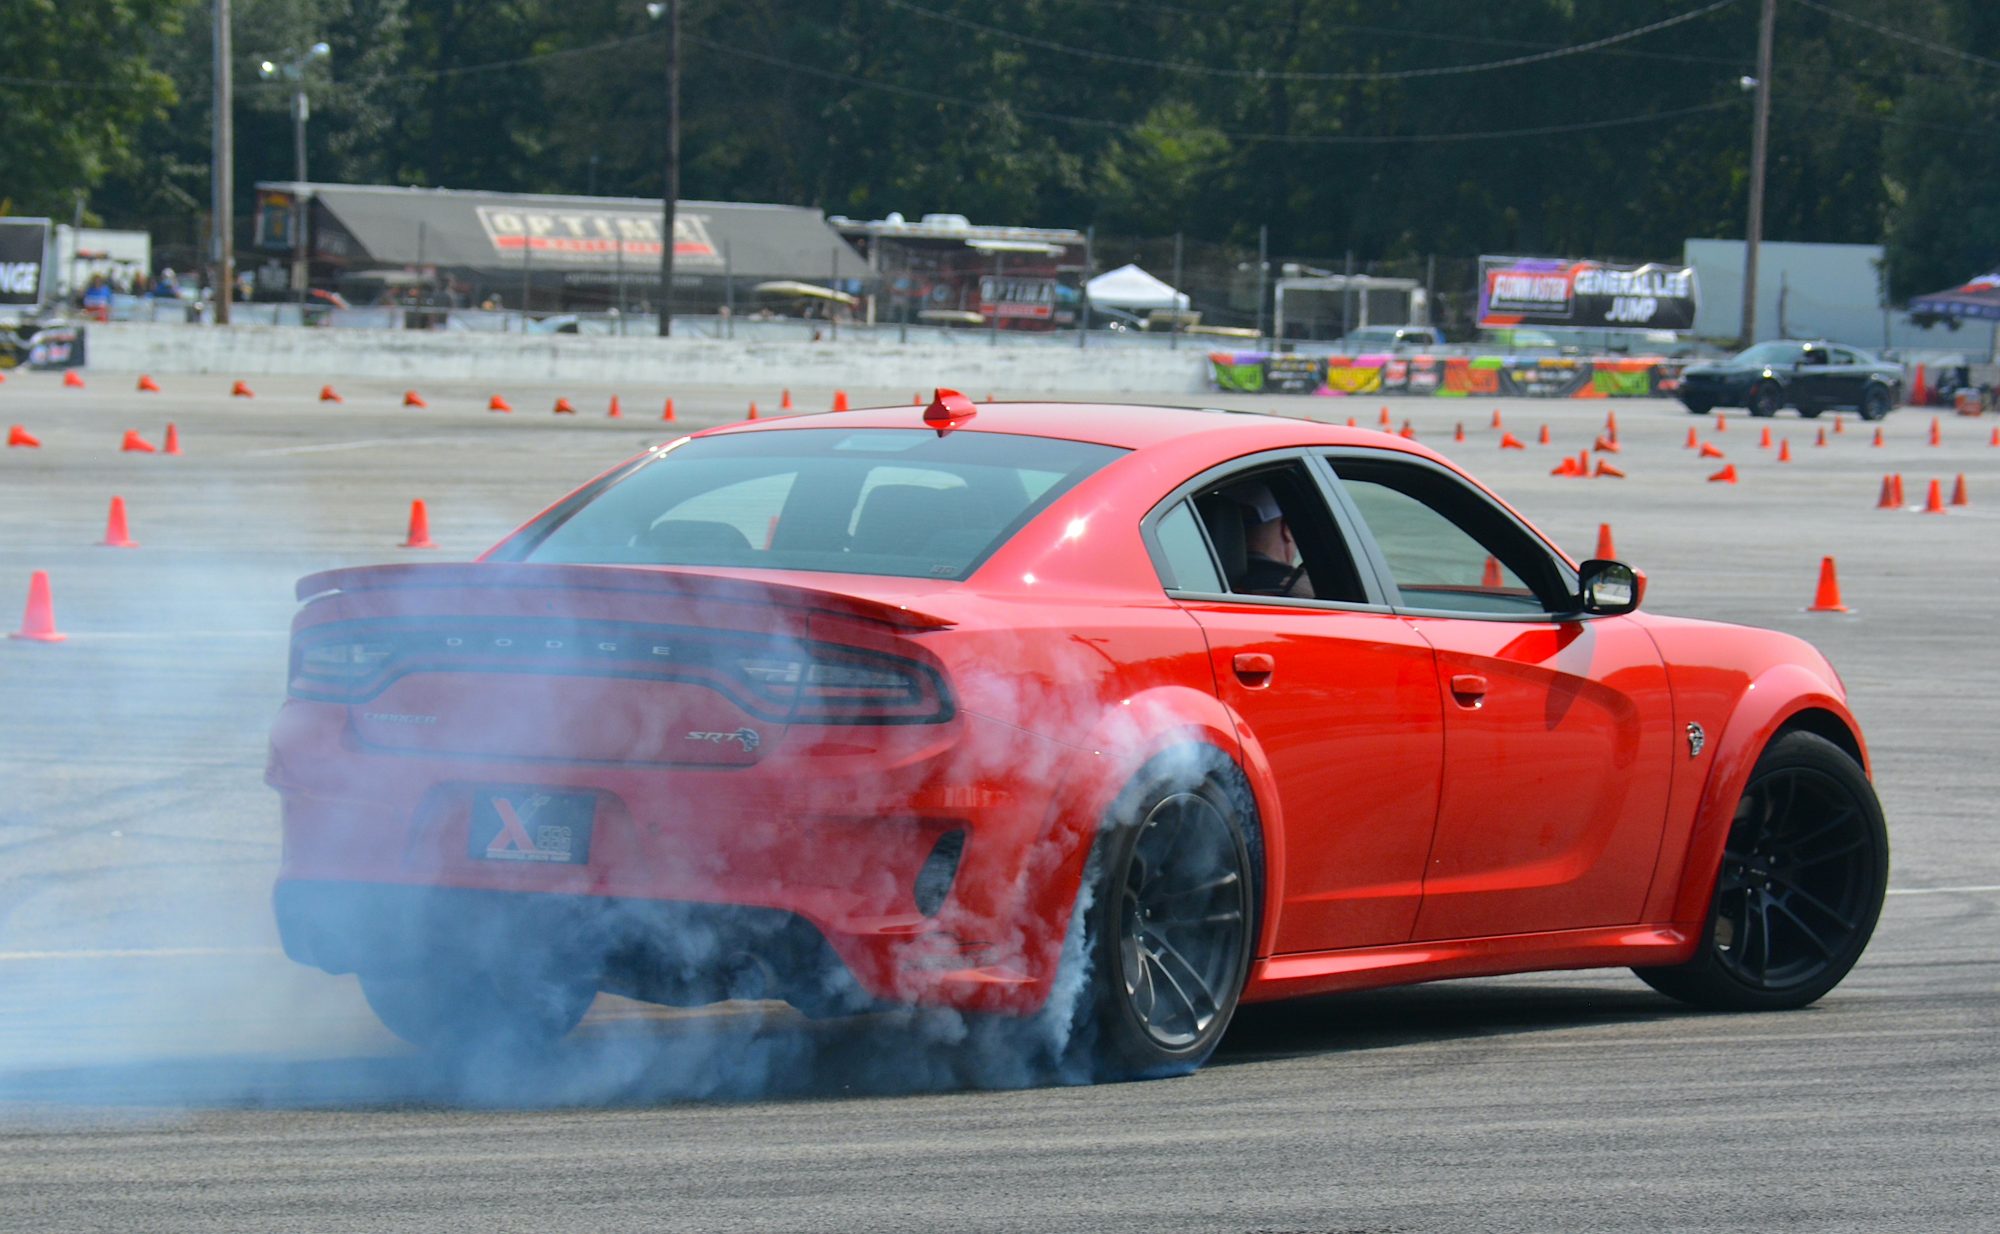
<box><xmin>0</xmin><ymin>369</ymin><xmax>1994</xmax><ymax>1233</ymax></box>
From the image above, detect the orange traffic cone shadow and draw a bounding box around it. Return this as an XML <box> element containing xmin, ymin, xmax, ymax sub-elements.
<box><xmin>1807</xmin><ymin>557</ymin><xmax>1850</xmax><ymax>613</ymax></box>
<box><xmin>101</xmin><ymin>497</ymin><xmax>138</xmax><ymax>548</ymax></box>
<box><xmin>120</xmin><ymin>430</ymin><xmax>156</xmax><ymax>454</ymax></box>
<box><xmin>401</xmin><ymin>500</ymin><xmax>438</xmax><ymax>549</ymax></box>
<box><xmin>7</xmin><ymin>425</ymin><xmax>40</xmax><ymax>449</ymax></box>
<box><xmin>9</xmin><ymin>571</ymin><xmax>65</xmax><ymax>642</ymax></box>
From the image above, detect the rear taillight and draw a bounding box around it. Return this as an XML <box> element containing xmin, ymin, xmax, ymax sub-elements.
<box><xmin>735</xmin><ymin>647</ymin><xmax>950</xmax><ymax>724</ymax></box>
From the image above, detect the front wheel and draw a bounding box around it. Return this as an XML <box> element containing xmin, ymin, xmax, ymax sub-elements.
<box><xmin>1636</xmin><ymin>730</ymin><xmax>1887</xmax><ymax>1011</ymax></box>
<box><xmin>1748</xmin><ymin>383</ymin><xmax>1784</xmax><ymax>417</ymax></box>
<box><xmin>1069</xmin><ymin>761</ymin><xmax>1261</xmax><ymax>1080</ymax></box>
<box><xmin>1680</xmin><ymin>396</ymin><xmax>1714</xmax><ymax>415</ymax></box>
<box><xmin>1860</xmin><ymin>384</ymin><xmax>1893</xmax><ymax>420</ymax></box>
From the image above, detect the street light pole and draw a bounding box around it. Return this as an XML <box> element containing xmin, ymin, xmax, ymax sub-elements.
<box><xmin>1740</xmin><ymin>0</ymin><xmax>1776</xmax><ymax>348</ymax></box>
<box><xmin>213</xmin><ymin>0</ymin><xmax>233</xmax><ymax>325</ymax></box>
<box><xmin>655</xmin><ymin>0</ymin><xmax>680</xmax><ymax>337</ymax></box>
<box><xmin>259</xmin><ymin>42</ymin><xmax>328</xmax><ymax>314</ymax></box>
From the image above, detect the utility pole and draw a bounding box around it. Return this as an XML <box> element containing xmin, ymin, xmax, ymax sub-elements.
<box><xmin>213</xmin><ymin>0</ymin><xmax>233</xmax><ymax>325</ymax></box>
<box><xmin>1740</xmin><ymin>0</ymin><xmax>1776</xmax><ymax>348</ymax></box>
<box><xmin>656</xmin><ymin>0</ymin><xmax>680</xmax><ymax>337</ymax></box>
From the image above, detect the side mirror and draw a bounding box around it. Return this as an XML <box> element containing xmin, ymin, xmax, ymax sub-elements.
<box><xmin>1577</xmin><ymin>559</ymin><xmax>1645</xmax><ymax>615</ymax></box>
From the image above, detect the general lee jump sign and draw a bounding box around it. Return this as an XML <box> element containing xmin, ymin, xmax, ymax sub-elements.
<box><xmin>1479</xmin><ymin>256</ymin><xmax>1697</xmax><ymax>331</ymax></box>
<box><xmin>0</xmin><ymin>219</ymin><xmax>50</xmax><ymax>308</ymax></box>
<box><xmin>475</xmin><ymin>207</ymin><xmax>723</xmax><ymax>268</ymax></box>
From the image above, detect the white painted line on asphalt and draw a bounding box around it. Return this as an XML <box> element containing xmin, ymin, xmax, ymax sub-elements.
<box><xmin>242</xmin><ymin>436</ymin><xmax>462</xmax><ymax>457</ymax></box>
<box><xmin>1885</xmin><ymin>884</ymin><xmax>2000</xmax><ymax>896</ymax></box>
<box><xmin>0</xmin><ymin>947</ymin><xmax>284</xmax><ymax>964</ymax></box>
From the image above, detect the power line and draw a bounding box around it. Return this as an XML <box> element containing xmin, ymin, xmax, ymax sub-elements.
<box><xmin>1790</xmin><ymin>0</ymin><xmax>2000</xmax><ymax>73</ymax></box>
<box><xmin>690</xmin><ymin>33</ymin><xmax>1743</xmax><ymax>144</ymax></box>
<box><xmin>875</xmin><ymin>0</ymin><xmax>1742</xmax><ymax>82</ymax></box>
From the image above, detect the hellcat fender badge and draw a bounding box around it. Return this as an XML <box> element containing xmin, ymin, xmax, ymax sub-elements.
<box><xmin>1686</xmin><ymin>722</ymin><xmax>1706</xmax><ymax>758</ymax></box>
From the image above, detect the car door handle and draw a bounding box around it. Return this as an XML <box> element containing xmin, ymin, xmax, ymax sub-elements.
<box><xmin>1232</xmin><ymin>652</ymin><xmax>1275</xmax><ymax>687</ymax></box>
<box><xmin>1449</xmin><ymin>673</ymin><xmax>1489</xmax><ymax>702</ymax></box>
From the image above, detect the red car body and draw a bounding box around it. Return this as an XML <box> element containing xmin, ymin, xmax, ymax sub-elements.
<box><xmin>268</xmin><ymin>399</ymin><xmax>1877</xmax><ymax>1064</ymax></box>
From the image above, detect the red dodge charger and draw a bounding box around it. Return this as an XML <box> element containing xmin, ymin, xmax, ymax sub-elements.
<box><xmin>267</xmin><ymin>392</ymin><xmax>1887</xmax><ymax>1079</ymax></box>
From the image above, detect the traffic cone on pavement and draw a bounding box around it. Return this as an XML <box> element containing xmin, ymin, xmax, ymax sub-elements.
<box><xmin>488</xmin><ymin>394</ymin><xmax>513</xmax><ymax>412</ymax></box>
<box><xmin>1551</xmin><ymin>456</ymin><xmax>1581</xmax><ymax>477</ymax></box>
<box><xmin>1923</xmin><ymin>479</ymin><xmax>1947</xmax><ymax>514</ymax></box>
<box><xmin>162</xmin><ymin>423</ymin><xmax>182</xmax><ymax>456</ymax></box>
<box><xmin>6</xmin><ymin>425</ymin><xmax>40</xmax><ymax>449</ymax></box>
<box><xmin>746</xmin><ymin>401</ymin><xmax>760</xmax><ymax>421</ymax></box>
<box><xmin>1593</xmin><ymin>436</ymin><xmax>1619</xmax><ymax>453</ymax></box>
<box><xmin>1482</xmin><ymin>556</ymin><xmax>1503</xmax><ymax>588</ymax></box>
<box><xmin>553</xmin><ymin>397</ymin><xmax>576</xmax><ymax>415</ymax></box>
<box><xmin>402</xmin><ymin>390</ymin><xmax>427</xmax><ymax>408</ymax></box>
<box><xmin>1708</xmin><ymin>464</ymin><xmax>1739</xmax><ymax>483</ymax></box>
<box><xmin>1833</xmin><ymin>416</ymin><xmax>1845</xmax><ymax>435</ymax></box>
<box><xmin>120</xmin><ymin>430</ymin><xmax>156</xmax><ymax>454</ymax></box>
<box><xmin>401</xmin><ymin>500</ymin><xmax>438</xmax><ymax>548</ymax></box>
<box><xmin>1892</xmin><ymin>473</ymin><xmax>1906</xmax><ymax>506</ymax></box>
<box><xmin>607</xmin><ymin>395</ymin><xmax>622</xmax><ymax>419</ymax></box>
<box><xmin>1699</xmin><ymin>442</ymin><xmax>1726</xmax><ymax>459</ymax></box>
<box><xmin>1807</xmin><ymin>557</ymin><xmax>1850</xmax><ymax>613</ymax></box>
<box><xmin>9</xmin><ymin>571</ymin><xmax>64</xmax><ymax>642</ymax></box>
<box><xmin>137</xmin><ymin>374</ymin><xmax>160</xmax><ymax>393</ymax></box>
<box><xmin>1715</xmin><ymin>413</ymin><xmax>1727</xmax><ymax>432</ymax></box>
<box><xmin>1930</xmin><ymin>416</ymin><xmax>1943</xmax><ymax>447</ymax></box>
<box><xmin>1490</xmin><ymin>409</ymin><xmax>1503</xmax><ymax>429</ymax></box>
<box><xmin>1498</xmin><ymin>432</ymin><xmax>1525</xmax><ymax>450</ymax></box>
<box><xmin>101</xmin><ymin>497</ymin><xmax>137</xmax><ymax>548</ymax></box>
<box><xmin>63</xmin><ymin>370</ymin><xmax>85</xmax><ymax>389</ymax></box>
<box><xmin>1595</xmin><ymin>523</ymin><xmax>1616</xmax><ymax>559</ymax></box>
<box><xmin>1990</xmin><ymin>426</ymin><xmax>1999</xmax><ymax>447</ymax></box>
<box><xmin>1684</xmin><ymin>427</ymin><xmax>1699</xmax><ymax>449</ymax></box>
<box><xmin>662</xmin><ymin>398</ymin><xmax>676</xmax><ymax>422</ymax></box>
<box><xmin>319</xmin><ymin>385</ymin><xmax>343</xmax><ymax>403</ymax></box>
<box><xmin>230</xmin><ymin>379</ymin><xmax>254</xmax><ymax>398</ymax></box>
<box><xmin>1876</xmin><ymin>475</ymin><xmax>1897</xmax><ymax>509</ymax></box>
<box><xmin>1872</xmin><ymin>427</ymin><xmax>1885</xmax><ymax>448</ymax></box>
<box><xmin>1759</xmin><ymin>426</ymin><xmax>1773</xmax><ymax>449</ymax></box>
<box><xmin>1777</xmin><ymin>439</ymin><xmax>1792</xmax><ymax>462</ymax></box>
<box><xmin>1604</xmin><ymin>411</ymin><xmax>1620</xmax><ymax>442</ymax></box>
<box><xmin>782</xmin><ymin>389</ymin><xmax>794</xmax><ymax>412</ymax></box>
<box><xmin>1815</xmin><ymin>427</ymin><xmax>1827</xmax><ymax>447</ymax></box>
<box><xmin>1593</xmin><ymin>459</ymin><xmax>1625</xmax><ymax>478</ymax></box>
<box><xmin>1399</xmin><ymin>421</ymin><xmax>1415</xmax><ymax>439</ymax></box>
<box><xmin>1951</xmin><ymin>473</ymin><xmax>1969</xmax><ymax>507</ymax></box>
<box><xmin>1537</xmin><ymin>424</ymin><xmax>1551</xmax><ymax>445</ymax></box>
<box><xmin>1454</xmin><ymin>422</ymin><xmax>1465</xmax><ymax>443</ymax></box>
<box><xmin>832</xmin><ymin>390</ymin><xmax>849</xmax><ymax>412</ymax></box>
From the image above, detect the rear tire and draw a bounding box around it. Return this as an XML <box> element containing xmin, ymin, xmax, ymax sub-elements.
<box><xmin>1637</xmin><ymin>731</ymin><xmax>1886</xmax><ymax>1011</ymax></box>
<box><xmin>1065</xmin><ymin>756</ymin><xmax>1262</xmax><ymax>1081</ymax></box>
<box><xmin>360</xmin><ymin>967</ymin><xmax>594</xmax><ymax>1054</ymax></box>
<box><xmin>1748</xmin><ymin>383</ymin><xmax>1784</xmax><ymax>417</ymax></box>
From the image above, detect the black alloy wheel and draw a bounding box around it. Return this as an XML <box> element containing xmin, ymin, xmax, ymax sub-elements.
<box><xmin>1748</xmin><ymin>383</ymin><xmax>1784</xmax><ymax>417</ymax></box>
<box><xmin>1073</xmin><ymin>763</ymin><xmax>1260</xmax><ymax>1080</ymax></box>
<box><xmin>1638</xmin><ymin>731</ymin><xmax>1887</xmax><ymax>1011</ymax></box>
<box><xmin>1860</xmin><ymin>384</ymin><xmax>1893</xmax><ymax>421</ymax></box>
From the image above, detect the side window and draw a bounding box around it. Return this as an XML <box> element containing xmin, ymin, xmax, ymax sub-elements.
<box><xmin>1154</xmin><ymin>500</ymin><xmax>1225</xmax><ymax>593</ymax></box>
<box><xmin>1330</xmin><ymin>458</ymin><xmax>1573</xmax><ymax>615</ymax></box>
<box><xmin>1185</xmin><ymin>460</ymin><xmax>1369</xmax><ymax>604</ymax></box>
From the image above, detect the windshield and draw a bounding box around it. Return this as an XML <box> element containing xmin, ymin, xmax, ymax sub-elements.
<box><xmin>512</xmin><ymin>429</ymin><xmax>1125</xmax><ymax>581</ymax></box>
<box><xmin>1733</xmin><ymin>342</ymin><xmax>1805</xmax><ymax>366</ymax></box>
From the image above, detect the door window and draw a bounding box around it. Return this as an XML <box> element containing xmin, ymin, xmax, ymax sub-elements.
<box><xmin>1329</xmin><ymin>458</ymin><xmax>1573</xmax><ymax>615</ymax></box>
<box><xmin>1179</xmin><ymin>461</ymin><xmax>1369</xmax><ymax>603</ymax></box>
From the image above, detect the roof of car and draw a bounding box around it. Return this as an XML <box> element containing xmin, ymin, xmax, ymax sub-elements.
<box><xmin>694</xmin><ymin>400</ymin><xmax>1441</xmax><ymax>456</ymax></box>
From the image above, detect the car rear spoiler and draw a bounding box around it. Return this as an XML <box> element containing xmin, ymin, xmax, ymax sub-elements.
<box><xmin>292</xmin><ymin>562</ymin><xmax>957</xmax><ymax>631</ymax></box>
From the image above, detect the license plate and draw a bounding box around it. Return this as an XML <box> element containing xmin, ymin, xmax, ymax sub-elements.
<box><xmin>468</xmin><ymin>788</ymin><xmax>595</xmax><ymax>864</ymax></box>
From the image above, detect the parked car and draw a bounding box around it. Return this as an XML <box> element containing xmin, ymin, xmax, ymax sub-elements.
<box><xmin>1676</xmin><ymin>340</ymin><xmax>1902</xmax><ymax>419</ymax></box>
<box><xmin>270</xmin><ymin>394</ymin><xmax>1888</xmax><ymax>1080</ymax></box>
<box><xmin>1335</xmin><ymin>325</ymin><xmax>1445</xmax><ymax>351</ymax></box>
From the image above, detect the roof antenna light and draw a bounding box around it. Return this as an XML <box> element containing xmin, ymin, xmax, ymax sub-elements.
<box><xmin>923</xmin><ymin>387</ymin><xmax>979</xmax><ymax>434</ymax></box>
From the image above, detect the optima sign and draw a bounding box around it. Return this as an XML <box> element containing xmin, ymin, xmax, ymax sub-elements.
<box><xmin>475</xmin><ymin>206</ymin><xmax>723</xmax><ymax>269</ymax></box>
<box><xmin>1479</xmin><ymin>255</ymin><xmax>1698</xmax><ymax>331</ymax></box>
<box><xmin>0</xmin><ymin>219</ymin><xmax>50</xmax><ymax>308</ymax></box>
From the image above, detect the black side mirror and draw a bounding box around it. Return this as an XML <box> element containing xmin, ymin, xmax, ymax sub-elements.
<box><xmin>1577</xmin><ymin>559</ymin><xmax>1644</xmax><ymax>615</ymax></box>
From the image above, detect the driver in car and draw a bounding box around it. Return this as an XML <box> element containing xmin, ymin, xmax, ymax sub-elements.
<box><xmin>1230</xmin><ymin>483</ymin><xmax>1312</xmax><ymax>598</ymax></box>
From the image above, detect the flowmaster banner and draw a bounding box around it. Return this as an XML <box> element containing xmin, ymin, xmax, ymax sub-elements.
<box><xmin>1478</xmin><ymin>256</ymin><xmax>1697</xmax><ymax>331</ymax></box>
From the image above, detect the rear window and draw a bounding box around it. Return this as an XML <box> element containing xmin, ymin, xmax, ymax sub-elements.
<box><xmin>512</xmin><ymin>428</ymin><xmax>1125</xmax><ymax>580</ymax></box>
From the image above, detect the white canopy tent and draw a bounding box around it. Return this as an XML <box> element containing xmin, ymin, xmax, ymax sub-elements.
<box><xmin>1085</xmin><ymin>263</ymin><xmax>1189</xmax><ymax>311</ymax></box>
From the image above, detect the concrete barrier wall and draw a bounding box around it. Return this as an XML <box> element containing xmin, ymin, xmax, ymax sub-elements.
<box><xmin>85</xmin><ymin>324</ymin><xmax>1214</xmax><ymax>395</ymax></box>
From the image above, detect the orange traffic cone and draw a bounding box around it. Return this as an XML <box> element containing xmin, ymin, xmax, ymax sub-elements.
<box><xmin>746</xmin><ymin>401</ymin><xmax>760</xmax><ymax>421</ymax></box>
<box><xmin>1951</xmin><ymin>473</ymin><xmax>1969</xmax><ymax>507</ymax></box>
<box><xmin>662</xmin><ymin>398</ymin><xmax>676</xmax><ymax>422</ymax></box>
<box><xmin>1911</xmin><ymin>364</ymin><xmax>1929</xmax><ymax>406</ymax></box>
<box><xmin>1807</xmin><ymin>557</ymin><xmax>1849</xmax><ymax>613</ymax></box>
<box><xmin>63</xmin><ymin>370</ymin><xmax>85</xmax><ymax>389</ymax></box>
<box><xmin>137</xmin><ymin>374</ymin><xmax>160</xmax><ymax>393</ymax></box>
<box><xmin>607</xmin><ymin>395</ymin><xmax>622</xmax><ymax>419</ymax></box>
<box><xmin>782</xmin><ymin>389</ymin><xmax>795</xmax><ymax>412</ymax></box>
<box><xmin>1892</xmin><ymin>473</ymin><xmax>1906</xmax><ymax>506</ymax></box>
<box><xmin>162</xmin><ymin>423</ymin><xmax>182</xmax><ymax>456</ymax></box>
<box><xmin>1551</xmin><ymin>457</ymin><xmax>1581</xmax><ymax>477</ymax></box>
<box><xmin>1759</xmin><ymin>426</ymin><xmax>1773</xmax><ymax>449</ymax></box>
<box><xmin>1777</xmin><ymin>439</ymin><xmax>1792</xmax><ymax>463</ymax></box>
<box><xmin>6</xmin><ymin>425</ymin><xmax>40</xmax><ymax>449</ymax></box>
<box><xmin>553</xmin><ymin>397</ymin><xmax>576</xmax><ymax>415</ymax></box>
<box><xmin>1699</xmin><ymin>442</ymin><xmax>1726</xmax><ymax>459</ymax></box>
<box><xmin>488</xmin><ymin>394</ymin><xmax>513</xmax><ymax>413</ymax></box>
<box><xmin>1498</xmin><ymin>432</ymin><xmax>1525</xmax><ymax>450</ymax></box>
<box><xmin>1481</xmin><ymin>556</ymin><xmax>1503</xmax><ymax>588</ymax></box>
<box><xmin>120</xmin><ymin>430</ymin><xmax>156</xmax><ymax>454</ymax></box>
<box><xmin>1345</xmin><ymin>417</ymin><xmax>1357</xmax><ymax>428</ymax></box>
<box><xmin>1872</xmin><ymin>427</ymin><xmax>1885</xmax><ymax>447</ymax></box>
<box><xmin>1453</xmin><ymin>422</ymin><xmax>1465</xmax><ymax>443</ymax></box>
<box><xmin>832</xmin><ymin>390</ymin><xmax>850</xmax><ymax>412</ymax></box>
<box><xmin>1716</xmin><ymin>413</ymin><xmax>1728</xmax><ymax>432</ymax></box>
<box><xmin>1490</xmin><ymin>409</ymin><xmax>1503</xmax><ymax>429</ymax></box>
<box><xmin>1708</xmin><ymin>464</ymin><xmax>1739</xmax><ymax>484</ymax></box>
<box><xmin>101</xmin><ymin>497</ymin><xmax>137</xmax><ymax>548</ymax></box>
<box><xmin>319</xmin><ymin>385</ymin><xmax>343</xmax><ymax>403</ymax></box>
<box><xmin>1537</xmin><ymin>424</ymin><xmax>1551</xmax><ymax>445</ymax></box>
<box><xmin>1573</xmin><ymin>449</ymin><xmax>1590</xmax><ymax>475</ymax></box>
<box><xmin>1595</xmin><ymin>523</ymin><xmax>1616</xmax><ymax>559</ymax></box>
<box><xmin>1929</xmin><ymin>416</ymin><xmax>1942</xmax><ymax>447</ymax></box>
<box><xmin>1684</xmin><ymin>427</ymin><xmax>1699</xmax><ymax>449</ymax></box>
<box><xmin>402</xmin><ymin>390</ymin><xmax>427</xmax><ymax>409</ymax></box>
<box><xmin>1399</xmin><ymin>421</ymin><xmax>1415</xmax><ymax>439</ymax></box>
<box><xmin>1876</xmin><ymin>475</ymin><xmax>1898</xmax><ymax>509</ymax></box>
<box><xmin>1991</xmin><ymin>426</ymin><xmax>1999</xmax><ymax>447</ymax></box>
<box><xmin>401</xmin><ymin>500</ymin><xmax>438</xmax><ymax>549</ymax></box>
<box><xmin>1593</xmin><ymin>459</ymin><xmax>1626</xmax><ymax>478</ymax></box>
<box><xmin>1593</xmin><ymin>436</ymin><xmax>1620</xmax><ymax>453</ymax></box>
<box><xmin>1604</xmin><ymin>411</ymin><xmax>1620</xmax><ymax>442</ymax></box>
<box><xmin>1923</xmin><ymin>478</ymin><xmax>1947</xmax><ymax>514</ymax></box>
<box><xmin>913</xmin><ymin>393</ymin><xmax>922</xmax><ymax>406</ymax></box>
<box><xmin>1833</xmin><ymin>416</ymin><xmax>1845</xmax><ymax>435</ymax></box>
<box><xmin>1815</xmin><ymin>427</ymin><xmax>1827</xmax><ymax>447</ymax></box>
<box><xmin>8</xmin><ymin>571</ymin><xmax>64</xmax><ymax>642</ymax></box>
<box><xmin>230</xmin><ymin>379</ymin><xmax>254</xmax><ymax>398</ymax></box>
